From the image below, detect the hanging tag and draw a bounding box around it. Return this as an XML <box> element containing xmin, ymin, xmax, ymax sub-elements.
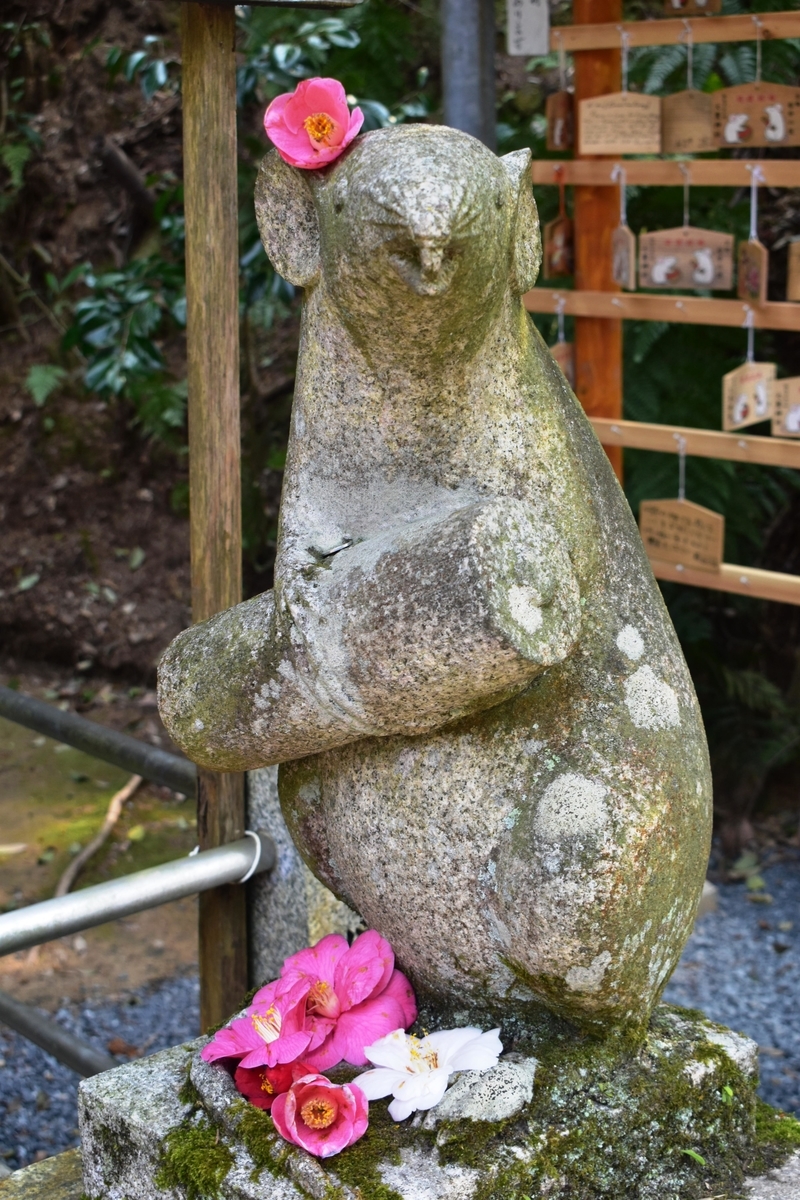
<box><xmin>664</xmin><ymin>0</ymin><xmax>721</xmax><ymax>14</ymax></box>
<box><xmin>713</xmin><ymin>84</ymin><xmax>800</xmax><ymax>148</ymax></box>
<box><xmin>770</xmin><ymin>378</ymin><xmax>800</xmax><ymax>438</ymax></box>
<box><xmin>737</xmin><ymin>240</ymin><xmax>769</xmax><ymax>304</ymax></box>
<box><xmin>661</xmin><ymin>90</ymin><xmax>715</xmax><ymax>153</ymax></box>
<box><xmin>639</xmin><ymin>227</ymin><xmax>734</xmax><ymax>290</ymax></box>
<box><xmin>640</xmin><ymin>499</ymin><xmax>724</xmax><ymax>573</ymax></box>
<box><xmin>786</xmin><ymin>240</ymin><xmax>800</xmax><ymax>302</ymax></box>
<box><xmin>612</xmin><ymin>226</ymin><xmax>637</xmax><ymax>291</ymax></box>
<box><xmin>546</xmin><ymin>91</ymin><xmax>574</xmax><ymax>151</ymax></box>
<box><xmin>506</xmin><ymin>0</ymin><xmax>549</xmax><ymax>56</ymax></box>
<box><xmin>543</xmin><ymin>172</ymin><xmax>573</xmax><ymax>279</ymax></box>
<box><xmin>579</xmin><ymin>93</ymin><xmax>661</xmax><ymax>155</ymax></box>
<box><xmin>723</xmin><ymin>361</ymin><xmax>776</xmax><ymax>430</ymax></box>
<box><xmin>550</xmin><ymin>340</ymin><xmax>575</xmax><ymax>388</ymax></box>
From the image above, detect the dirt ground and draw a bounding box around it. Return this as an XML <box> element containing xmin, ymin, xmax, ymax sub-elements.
<box><xmin>0</xmin><ymin>661</ymin><xmax>198</xmax><ymax>1011</ymax></box>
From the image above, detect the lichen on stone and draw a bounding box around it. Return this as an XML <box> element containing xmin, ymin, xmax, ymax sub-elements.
<box><xmin>155</xmin><ymin>1116</ymin><xmax>234</xmax><ymax>1200</ymax></box>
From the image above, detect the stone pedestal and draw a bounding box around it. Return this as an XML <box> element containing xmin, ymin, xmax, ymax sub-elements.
<box><xmin>77</xmin><ymin>1006</ymin><xmax>800</xmax><ymax>1200</ymax></box>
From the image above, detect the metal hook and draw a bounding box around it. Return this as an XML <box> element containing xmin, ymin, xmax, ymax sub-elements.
<box><xmin>673</xmin><ymin>434</ymin><xmax>687</xmax><ymax>502</ymax></box>
<box><xmin>678</xmin><ymin>162</ymin><xmax>691</xmax><ymax>228</ymax></box>
<box><xmin>681</xmin><ymin>19</ymin><xmax>694</xmax><ymax>90</ymax></box>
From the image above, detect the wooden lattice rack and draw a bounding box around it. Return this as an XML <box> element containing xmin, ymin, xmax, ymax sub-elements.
<box><xmin>532</xmin><ymin>6</ymin><xmax>800</xmax><ymax>607</ymax></box>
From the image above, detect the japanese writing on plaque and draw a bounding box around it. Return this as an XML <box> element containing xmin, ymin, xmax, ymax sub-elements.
<box><xmin>639</xmin><ymin>499</ymin><xmax>724</xmax><ymax>573</ymax></box>
<box><xmin>506</xmin><ymin>0</ymin><xmax>549</xmax><ymax>57</ymax></box>
<box><xmin>579</xmin><ymin>93</ymin><xmax>661</xmax><ymax>156</ymax></box>
<box><xmin>770</xmin><ymin>377</ymin><xmax>800</xmax><ymax>439</ymax></box>
<box><xmin>661</xmin><ymin>89</ymin><xmax>715</xmax><ymax>155</ymax></box>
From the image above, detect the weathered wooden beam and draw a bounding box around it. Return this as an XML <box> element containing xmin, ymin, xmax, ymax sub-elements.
<box><xmin>532</xmin><ymin>160</ymin><xmax>800</xmax><ymax>189</ymax></box>
<box><xmin>181</xmin><ymin>1</ymin><xmax>246</xmax><ymax>1033</ymax></box>
<box><xmin>572</xmin><ymin>0</ymin><xmax>623</xmax><ymax>480</ymax></box>
<box><xmin>551</xmin><ymin>10</ymin><xmax>800</xmax><ymax>52</ymax></box>
<box><xmin>526</xmin><ymin>288</ymin><xmax>800</xmax><ymax>331</ymax></box>
<box><xmin>590</xmin><ymin>417</ymin><xmax>800</xmax><ymax>470</ymax></box>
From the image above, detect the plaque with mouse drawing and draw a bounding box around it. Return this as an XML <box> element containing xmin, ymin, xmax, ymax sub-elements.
<box><xmin>712</xmin><ymin>83</ymin><xmax>800</xmax><ymax>149</ymax></box>
<box><xmin>722</xmin><ymin>361</ymin><xmax>776</xmax><ymax>431</ymax></box>
<box><xmin>770</xmin><ymin>377</ymin><xmax>800</xmax><ymax>439</ymax></box>
<box><xmin>639</xmin><ymin>227</ymin><xmax>733</xmax><ymax>291</ymax></box>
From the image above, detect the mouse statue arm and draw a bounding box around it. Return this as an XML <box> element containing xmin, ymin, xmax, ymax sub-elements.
<box><xmin>158</xmin><ymin>139</ymin><xmax>583</xmax><ymax>771</ymax></box>
<box><xmin>157</xmin><ymin>497</ymin><xmax>581</xmax><ymax>770</ymax></box>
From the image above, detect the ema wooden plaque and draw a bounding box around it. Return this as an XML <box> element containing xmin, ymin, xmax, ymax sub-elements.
<box><xmin>663</xmin><ymin>0</ymin><xmax>721</xmax><ymax>13</ymax></box>
<box><xmin>787</xmin><ymin>241</ymin><xmax>800</xmax><ymax>302</ymax></box>
<box><xmin>661</xmin><ymin>89</ymin><xmax>715</xmax><ymax>154</ymax></box>
<box><xmin>713</xmin><ymin>83</ymin><xmax>800</xmax><ymax>149</ymax></box>
<box><xmin>543</xmin><ymin>215</ymin><xmax>573</xmax><ymax>279</ymax></box>
<box><xmin>612</xmin><ymin>224</ymin><xmax>636</xmax><ymax>291</ymax></box>
<box><xmin>639</xmin><ymin>499</ymin><xmax>724</xmax><ymax>573</ymax></box>
<box><xmin>770</xmin><ymin>377</ymin><xmax>800</xmax><ymax>438</ymax></box>
<box><xmin>639</xmin><ymin>226</ymin><xmax>733</xmax><ymax>291</ymax></box>
<box><xmin>737</xmin><ymin>240</ymin><xmax>769</xmax><ymax>304</ymax></box>
<box><xmin>578</xmin><ymin>92</ymin><xmax>661</xmax><ymax>156</ymax></box>
<box><xmin>550</xmin><ymin>340</ymin><xmax>575</xmax><ymax>388</ymax></box>
<box><xmin>546</xmin><ymin>91</ymin><xmax>574</xmax><ymax>152</ymax></box>
<box><xmin>722</xmin><ymin>361</ymin><xmax>776</xmax><ymax>431</ymax></box>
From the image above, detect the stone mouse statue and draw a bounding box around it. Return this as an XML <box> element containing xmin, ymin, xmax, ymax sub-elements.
<box><xmin>158</xmin><ymin>124</ymin><xmax>712</xmax><ymax>1035</ymax></box>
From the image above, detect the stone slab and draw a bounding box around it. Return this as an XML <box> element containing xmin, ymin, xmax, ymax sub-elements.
<box><xmin>77</xmin><ymin>1007</ymin><xmax>800</xmax><ymax>1200</ymax></box>
<box><xmin>0</xmin><ymin>1150</ymin><xmax>83</xmax><ymax>1200</ymax></box>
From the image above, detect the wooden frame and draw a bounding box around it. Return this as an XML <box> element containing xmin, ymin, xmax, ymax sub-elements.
<box><xmin>526</xmin><ymin>289</ymin><xmax>800</xmax><ymax>330</ymax></box>
<box><xmin>648</xmin><ymin>558</ymin><xmax>800</xmax><ymax>607</ymax></box>
<box><xmin>550</xmin><ymin>11</ymin><xmax>800</xmax><ymax>52</ymax></box>
<box><xmin>590</xmin><ymin>418</ymin><xmax>800</xmax><ymax>470</ymax></box>
<box><xmin>532</xmin><ymin>161</ymin><xmax>800</xmax><ymax>188</ymax></box>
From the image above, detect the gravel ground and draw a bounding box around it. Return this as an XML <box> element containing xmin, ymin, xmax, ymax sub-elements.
<box><xmin>0</xmin><ymin>865</ymin><xmax>798</xmax><ymax>1172</ymax></box>
<box><xmin>663</xmin><ymin>859</ymin><xmax>800</xmax><ymax>1118</ymax></box>
<box><xmin>0</xmin><ymin>975</ymin><xmax>199</xmax><ymax>1171</ymax></box>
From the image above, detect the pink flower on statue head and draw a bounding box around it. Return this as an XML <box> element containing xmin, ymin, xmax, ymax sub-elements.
<box><xmin>271</xmin><ymin>1073</ymin><xmax>368</xmax><ymax>1158</ymax></box>
<box><xmin>264</xmin><ymin>77</ymin><xmax>364</xmax><ymax>169</ymax></box>
<box><xmin>200</xmin><ymin>978</ymin><xmax>314</xmax><ymax>1069</ymax></box>
<box><xmin>252</xmin><ymin>930</ymin><xmax>417</xmax><ymax>1072</ymax></box>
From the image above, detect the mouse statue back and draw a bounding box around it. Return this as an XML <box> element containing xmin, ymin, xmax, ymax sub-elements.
<box><xmin>158</xmin><ymin>124</ymin><xmax>712</xmax><ymax>1036</ymax></box>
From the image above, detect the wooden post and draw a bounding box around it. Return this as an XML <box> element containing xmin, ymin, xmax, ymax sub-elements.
<box><xmin>573</xmin><ymin>0</ymin><xmax>623</xmax><ymax>479</ymax></box>
<box><xmin>181</xmin><ymin>3</ymin><xmax>246</xmax><ymax>1032</ymax></box>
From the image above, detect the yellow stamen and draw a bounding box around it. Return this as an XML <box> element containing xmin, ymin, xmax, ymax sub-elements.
<box><xmin>303</xmin><ymin>112</ymin><xmax>335</xmax><ymax>146</ymax></box>
<box><xmin>260</xmin><ymin>1076</ymin><xmax>274</xmax><ymax>1095</ymax></box>
<box><xmin>251</xmin><ymin>1007</ymin><xmax>281</xmax><ymax>1044</ymax></box>
<box><xmin>300</xmin><ymin>1096</ymin><xmax>337</xmax><ymax>1129</ymax></box>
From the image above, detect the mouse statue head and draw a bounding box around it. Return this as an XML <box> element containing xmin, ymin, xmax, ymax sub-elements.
<box><xmin>255</xmin><ymin>125</ymin><xmax>541</xmax><ymax>373</ymax></box>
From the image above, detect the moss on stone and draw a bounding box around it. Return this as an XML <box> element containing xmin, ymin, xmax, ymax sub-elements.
<box><xmin>233</xmin><ymin>1100</ymin><xmax>293</xmax><ymax>1183</ymax></box>
<box><xmin>323</xmin><ymin>1102</ymin><xmax>417</xmax><ymax>1200</ymax></box>
<box><xmin>155</xmin><ymin>1118</ymin><xmax>234</xmax><ymax>1200</ymax></box>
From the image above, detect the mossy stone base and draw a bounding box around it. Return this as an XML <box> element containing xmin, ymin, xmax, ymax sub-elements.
<box><xmin>78</xmin><ymin>1006</ymin><xmax>800</xmax><ymax>1200</ymax></box>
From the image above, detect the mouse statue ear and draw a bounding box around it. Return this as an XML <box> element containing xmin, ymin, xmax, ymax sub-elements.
<box><xmin>255</xmin><ymin>150</ymin><xmax>321</xmax><ymax>288</ymax></box>
<box><xmin>501</xmin><ymin>148</ymin><xmax>542</xmax><ymax>295</ymax></box>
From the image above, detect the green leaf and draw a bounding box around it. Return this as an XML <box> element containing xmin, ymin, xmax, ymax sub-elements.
<box><xmin>25</xmin><ymin>364</ymin><xmax>67</xmax><ymax>407</ymax></box>
<box><xmin>129</xmin><ymin>547</ymin><xmax>146</xmax><ymax>571</ymax></box>
<box><xmin>17</xmin><ymin>573</ymin><xmax>40</xmax><ymax>592</ymax></box>
<box><xmin>1</xmin><ymin>142</ymin><xmax>31</xmax><ymax>190</ymax></box>
<box><xmin>128</xmin><ymin>824</ymin><xmax>146</xmax><ymax>842</ymax></box>
<box><xmin>681</xmin><ymin>1149</ymin><xmax>706</xmax><ymax>1165</ymax></box>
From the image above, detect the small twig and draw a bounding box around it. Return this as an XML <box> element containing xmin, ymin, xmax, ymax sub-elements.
<box><xmin>55</xmin><ymin>774</ymin><xmax>143</xmax><ymax>898</ymax></box>
<box><xmin>96</xmin><ymin>137</ymin><xmax>156</xmax><ymax>224</ymax></box>
<box><xmin>0</xmin><ymin>251</ymin><xmax>65</xmax><ymax>334</ymax></box>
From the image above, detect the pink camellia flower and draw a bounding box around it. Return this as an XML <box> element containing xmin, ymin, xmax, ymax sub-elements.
<box><xmin>200</xmin><ymin>978</ymin><xmax>314</xmax><ymax>1069</ymax></box>
<box><xmin>253</xmin><ymin>930</ymin><xmax>417</xmax><ymax>1072</ymax></box>
<box><xmin>233</xmin><ymin>1059</ymin><xmax>316</xmax><ymax>1112</ymax></box>
<box><xmin>271</xmin><ymin>1072</ymin><xmax>368</xmax><ymax>1158</ymax></box>
<box><xmin>264</xmin><ymin>77</ymin><xmax>364</xmax><ymax>169</ymax></box>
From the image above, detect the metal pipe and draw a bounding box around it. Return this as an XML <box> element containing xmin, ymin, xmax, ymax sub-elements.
<box><xmin>0</xmin><ymin>686</ymin><xmax>197</xmax><ymax>797</ymax></box>
<box><xmin>0</xmin><ymin>834</ymin><xmax>275</xmax><ymax>957</ymax></box>
<box><xmin>0</xmin><ymin>989</ymin><xmax>118</xmax><ymax>1077</ymax></box>
<box><xmin>441</xmin><ymin>0</ymin><xmax>496</xmax><ymax>149</ymax></box>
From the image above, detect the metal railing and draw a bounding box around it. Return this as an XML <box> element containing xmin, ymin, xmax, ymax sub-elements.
<box><xmin>0</xmin><ymin>685</ymin><xmax>197</xmax><ymax>796</ymax></box>
<box><xmin>0</xmin><ymin>689</ymin><xmax>274</xmax><ymax>1076</ymax></box>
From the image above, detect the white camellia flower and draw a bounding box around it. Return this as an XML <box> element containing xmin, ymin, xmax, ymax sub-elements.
<box><xmin>354</xmin><ymin>1026</ymin><xmax>503</xmax><ymax>1121</ymax></box>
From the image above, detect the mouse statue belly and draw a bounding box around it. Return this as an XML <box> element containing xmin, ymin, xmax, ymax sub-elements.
<box><xmin>158</xmin><ymin>125</ymin><xmax>712</xmax><ymax>1035</ymax></box>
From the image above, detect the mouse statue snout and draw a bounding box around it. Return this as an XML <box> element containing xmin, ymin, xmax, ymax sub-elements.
<box><xmin>388</xmin><ymin>233</ymin><xmax>458</xmax><ymax>296</ymax></box>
